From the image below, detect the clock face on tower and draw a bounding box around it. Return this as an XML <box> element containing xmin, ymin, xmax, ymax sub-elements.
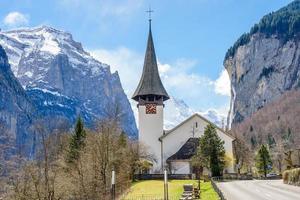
<box><xmin>145</xmin><ymin>103</ymin><xmax>157</xmax><ymax>114</ymax></box>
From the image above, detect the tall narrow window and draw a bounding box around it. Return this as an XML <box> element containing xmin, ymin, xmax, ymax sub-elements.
<box><xmin>195</xmin><ymin>122</ymin><xmax>198</xmax><ymax>128</ymax></box>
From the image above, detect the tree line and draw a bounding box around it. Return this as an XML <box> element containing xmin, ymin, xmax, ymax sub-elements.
<box><xmin>0</xmin><ymin>117</ymin><xmax>153</xmax><ymax>200</ymax></box>
<box><xmin>225</xmin><ymin>0</ymin><xmax>300</xmax><ymax>60</ymax></box>
<box><xmin>231</xmin><ymin>89</ymin><xmax>300</xmax><ymax>177</ymax></box>
<box><xmin>192</xmin><ymin>123</ymin><xmax>299</xmax><ymax>178</ymax></box>
<box><xmin>232</xmin><ymin>132</ymin><xmax>300</xmax><ymax>178</ymax></box>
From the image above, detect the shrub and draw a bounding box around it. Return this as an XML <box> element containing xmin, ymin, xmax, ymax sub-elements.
<box><xmin>283</xmin><ymin>168</ymin><xmax>300</xmax><ymax>186</ymax></box>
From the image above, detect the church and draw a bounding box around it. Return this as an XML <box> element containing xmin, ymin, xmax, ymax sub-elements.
<box><xmin>132</xmin><ymin>19</ymin><xmax>235</xmax><ymax>174</ymax></box>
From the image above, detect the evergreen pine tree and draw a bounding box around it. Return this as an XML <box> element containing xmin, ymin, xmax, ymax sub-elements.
<box><xmin>194</xmin><ymin>124</ymin><xmax>225</xmax><ymax>177</ymax></box>
<box><xmin>67</xmin><ymin>117</ymin><xmax>86</xmax><ymax>163</ymax></box>
<box><xmin>118</xmin><ymin>131</ymin><xmax>127</xmax><ymax>148</ymax></box>
<box><xmin>255</xmin><ymin>144</ymin><xmax>272</xmax><ymax>177</ymax></box>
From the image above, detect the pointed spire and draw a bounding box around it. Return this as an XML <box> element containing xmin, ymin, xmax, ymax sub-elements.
<box><xmin>132</xmin><ymin>17</ymin><xmax>169</xmax><ymax>102</ymax></box>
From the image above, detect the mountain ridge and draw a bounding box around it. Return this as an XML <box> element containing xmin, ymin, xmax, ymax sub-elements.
<box><xmin>0</xmin><ymin>26</ymin><xmax>137</xmax><ymax>143</ymax></box>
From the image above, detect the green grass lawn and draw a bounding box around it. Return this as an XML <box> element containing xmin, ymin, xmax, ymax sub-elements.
<box><xmin>200</xmin><ymin>181</ymin><xmax>220</xmax><ymax>200</ymax></box>
<box><xmin>122</xmin><ymin>180</ymin><xmax>219</xmax><ymax>200</ymax></box>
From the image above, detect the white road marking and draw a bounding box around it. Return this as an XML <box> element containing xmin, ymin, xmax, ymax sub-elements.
<box><xmin>216</xmin><ymin>180</ymin><xmax>300</xmax><ymax>200</ymax></box>
<box><xmin>265</xmin><ymin>193</ymin><xmax>271</xmax><ymax>197</ymax></box>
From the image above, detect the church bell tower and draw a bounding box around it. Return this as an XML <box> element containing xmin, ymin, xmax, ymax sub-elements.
<box><xmin>132</xmin><ymin>16</ymin><xmax>169</xmax><ymax>173</ymax></box>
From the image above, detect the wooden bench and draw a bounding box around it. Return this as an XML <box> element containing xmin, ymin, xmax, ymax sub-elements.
<box><xmin>180</xmin><ymin>183</ymin><xmax>200</xmax><ymax>200</ymax></box>
<box><xmin>180</xmin><ymin>184</ymin><xmax>194</xmax><ymax>200</ymax></box>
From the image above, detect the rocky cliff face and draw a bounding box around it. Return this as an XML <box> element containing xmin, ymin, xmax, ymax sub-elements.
<box><xmin>226</xmin><ymin>34</ymin><xmax>300</xmax><ymax>126</ymax></box>
<box><xmin>0</xmin><ymin>45</ymin><xmax>35</xmax><ymax>157</ymax></box>
<box><xmin>225</xmin><ymin>1</ymin><xmax>300</xmax><ymax>127</ymax></box>
<box><xmin>0</xmin><ymin>26</ymin><xmax>137</xmax><ymax>137</ymax></box>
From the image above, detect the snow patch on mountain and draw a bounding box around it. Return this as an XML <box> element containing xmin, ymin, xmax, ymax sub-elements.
<box><xmin>198</xmin><ymin>109</ymin><xmax>226</xmax><ymax>129</ymax></box>
<box><xmin>164</xmin><ymin>97</ymin><xmax>194</xmax><ymax>130</ymax></box>
<box><xmin>0</xmin><ymin>26</ymin><xmax>109</xmax><ymax>84</ymax></box>
<box><xmin>0</xmin><ymin>26</ymin><xmax>137</xmax><ymax>137</ymax></box>
<box><xmin>39</xmin><ymin>31</ymin><xmax>61</xmax><ymax>54</ymax></box>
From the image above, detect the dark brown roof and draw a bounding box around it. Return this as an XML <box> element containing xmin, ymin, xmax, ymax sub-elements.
<box><xmin>132</xmin><ymin>22</ymin><xmax>169</xmax><ymax>101</ymax></box>
<box><xmin>167</xmin><ymin>138</ymin><xmax>199</xmax><ymax>161</ymax></box>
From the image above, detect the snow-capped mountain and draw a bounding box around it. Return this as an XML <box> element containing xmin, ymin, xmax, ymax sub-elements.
<box><xmin>131</xmin><ymin>96</ymin><xmax>227</xmax><ymax>130</ymax></box>
<box><xmin>165</xmin><ymin>97</ymin><xmax>227</xmax><ymax>130</ymax></box>
<box><xmin>164</xmin><ymin>97</ymin><xmax>194</xmax><ymax>129</ymax></box>
<box><xmin>199</xmin><ymin>109</ymin><xmax>226</xmax><ymax>129</ymax></box>
<box><xmin>0</xmin><ymin>26</ymin><xmax>137</xmax><ymax>137</ymax></box>
<box><xmin>0</xmin><ymin>26</ymin><xmax>107</xmax><ymax>87</ymax></box>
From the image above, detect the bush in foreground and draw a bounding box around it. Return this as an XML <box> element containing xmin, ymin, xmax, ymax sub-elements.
<box><xmin>283</xmin><ymin>168</ymin><xmax>300</xmax><ymax>186</ymax></box>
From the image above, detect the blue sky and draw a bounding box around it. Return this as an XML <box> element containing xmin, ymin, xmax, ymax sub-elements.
<box><xmin>0</xmin><ymin>0</ymin><xmax>293</xmax><ymax>115</ymax></box>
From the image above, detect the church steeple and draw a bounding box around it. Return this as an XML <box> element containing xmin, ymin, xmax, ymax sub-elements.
<box><xmin>132</xmin><ymin>18</ymin><xmax>169</xmax><ymax>102</ymax></box>
<box><xmin>133</xmin><ymin>12</ymin><xmax>168</xmax><ymax>173</ymax></box>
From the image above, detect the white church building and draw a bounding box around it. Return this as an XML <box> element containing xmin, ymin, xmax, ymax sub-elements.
<box><xmin>132</xmin><ymin>19</ymin><xmax>235</xmax><ymax>174</ymax></box>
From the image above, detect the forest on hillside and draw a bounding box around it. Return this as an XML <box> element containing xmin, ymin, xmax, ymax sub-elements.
<box><xmin>225</xmin><ymin>0</ymin><xmax>300</xmax><ymax>60</ymax></box>
<box><xmin>231</xmin><ymin>89</ymin><xmax>300</xmax><ymax>173</ymax></box>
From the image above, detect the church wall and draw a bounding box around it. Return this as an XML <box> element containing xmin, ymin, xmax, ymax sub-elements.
<box><xmin>170</xmin><ymin>161</ymin><xmax>190</xmax><ymax>174</ymax></box>
<box><xmin>162</xmin><ymin>115</ymin><xmax>235</xmax><ymax>173</ymax></box>
<box><xmin>139</xmin><ymin>105</ymin><xmax>164</xmax><ymax>173</ymax></box>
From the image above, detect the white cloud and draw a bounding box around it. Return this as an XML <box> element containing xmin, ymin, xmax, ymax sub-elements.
<box><xmin>160</xmin><ymin>64</ymin><xmax>213</xmax><ymax>100</ymax></box>
<box><xmin>3</xmin><ymin>12</ymin><xmax>29</xmax><ymax>27</ymax></box>
<box><xmin>90</xmin><ymin>47</ymin><xmax>206</xmax><ymax>98</ymax></box>
<box><xmin>90</xmin><ymin>47</ymin><xmax>143</xmax><ymax>95</ymax></box>
<box><xmin>90</xmin><ymin>47</ymin><xmax>230</xmax><ymax>113</ymax></box>
<box><xmin>214</xmin><ymin>69</ymin><xmax>231</xmax><ymax>96</ymax></box>
<box><xmin>158</xmin><ymin>62</ymin><xmax>171</xmax><ymax>74</ymax></box>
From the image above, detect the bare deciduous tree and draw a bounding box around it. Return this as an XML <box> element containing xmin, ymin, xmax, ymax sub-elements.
<box><xmin>3</xmin><ymin>114</ymin><xmax>153</xmax><ymax>200</ymax></box>
<box><xmin>232</xmin><ymin>134</ymin><xmax>252</xmax><ymax>174</ymax></box>
<box><xmin>10</xmin><ymin>120</ymin><xmax>67</xmax><ymax>200</ymax></box>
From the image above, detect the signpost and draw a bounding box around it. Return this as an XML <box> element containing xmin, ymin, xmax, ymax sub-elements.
<box><xmin>111</xmin><ymin>169</ymin><xmax>116</xmax><ymax>200</ymax></box>
<box><xmin>164</xmin><ymin>168</ymin><xmax>169</xmax><ymax>200</ymax></box>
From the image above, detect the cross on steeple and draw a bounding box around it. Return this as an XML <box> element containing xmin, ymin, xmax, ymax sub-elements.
<box><xmin>146</xmin><ymin>6</ymin><xmax>154</xmax><ymax>22</ymax></box>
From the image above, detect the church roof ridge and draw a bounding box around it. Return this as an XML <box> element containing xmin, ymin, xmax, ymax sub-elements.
<box><xmin>132</xmin><ymin>21</ymin><xmax>169</xmax><ymax>101</ymax></box>
<box><xmin>159</xmin><ymin>113</ymin><xmax>236</xmax><ymax>140</ymax></box>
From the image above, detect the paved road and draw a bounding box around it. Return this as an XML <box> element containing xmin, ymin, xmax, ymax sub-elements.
<box><xmin>216</xmin><ymin>179</ymin><xmax>300</xmax><ymax>200</ymax></box>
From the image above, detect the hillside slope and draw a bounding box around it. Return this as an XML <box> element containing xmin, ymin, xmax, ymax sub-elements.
<box><xmin>231</xmin><ymin>89</ymin><xmax>300</xmax><ymax>149</ymax></box>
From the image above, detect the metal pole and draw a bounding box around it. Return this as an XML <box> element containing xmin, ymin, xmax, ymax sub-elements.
<box><xmin>111</xmin><ymin>169</ymin><xmax>116</xmax><ymax>200</ymax></box>
<box><xmin>164</xmin><ymin>168</ymin><xmax>168</xmax><ymax>200</ymax></box>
